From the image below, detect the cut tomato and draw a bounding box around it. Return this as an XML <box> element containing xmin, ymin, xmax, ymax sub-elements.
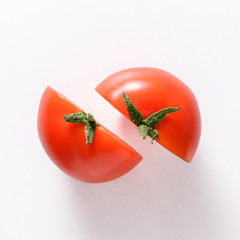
<box><xmin>38</xmin><ymin>87</ymin><xmax>142</xmax><ymax>183</ymax></box>
<box><xmin>96</xmin><ymin>67</ymin><xmax>201</xmax><ymax>162</ymax></box>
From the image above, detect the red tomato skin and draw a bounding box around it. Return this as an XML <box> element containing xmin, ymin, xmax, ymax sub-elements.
<box><xmin>37</xmin><ymin>87</ymin><xmax>142</xmax><ymax>183</ymax></box>
<box><xmin>96</xmin><ymin>67</ymin><xmax>201</xmax><ymax>163</ymax></box>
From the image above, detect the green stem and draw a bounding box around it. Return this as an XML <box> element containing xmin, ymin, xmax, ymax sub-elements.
<box><xmin>64</xmin><ymin>111</ymin><xmax>100</xmax><ymax>145</ymax></box>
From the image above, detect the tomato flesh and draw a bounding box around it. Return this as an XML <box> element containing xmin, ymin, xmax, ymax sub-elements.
<box><xmin>96</xmin><ymin>67</ymin><xmax>201</xmax><ymax>162</ymax></box>
<box><xmin>38</xmin><ymin>87</ymin><xmax>142</xmax><ymax>183</ymax></box>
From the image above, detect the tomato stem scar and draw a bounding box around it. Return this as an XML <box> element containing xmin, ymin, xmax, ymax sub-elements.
<box><xmin>64</xmin><ymin>111</ymin><xmax>100</xmax><ymax>145</ymax></box>
<box><xmin>123</xmin><ymin>93</ymin><xmax>181</xmax><ymax>143</ymax></box>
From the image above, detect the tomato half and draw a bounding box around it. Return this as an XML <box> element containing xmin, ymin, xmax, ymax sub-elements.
<box><xmin>37</xmin><ymin>87</ymin><xmax>142</xmax><ymax>183</ymax></box>
<box><xmin>96</xmin><ymin>67</ymin><xmax>201</xmax><ymax>162</ymax></box>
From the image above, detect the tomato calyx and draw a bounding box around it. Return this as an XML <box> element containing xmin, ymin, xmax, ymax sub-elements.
<box><xmin>64</xmin><ymin>111</ymin><xmax>100</xmax><ymax>145</ymax></box>
<box><xmin>123</xmin><ymin>93</ymin><xmax>181</xmax><ymax>143</ymax></box>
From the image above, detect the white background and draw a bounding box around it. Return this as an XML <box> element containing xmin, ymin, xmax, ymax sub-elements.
<box><xmin>1</xmin><ymin>0</ymin><xmax>240</xmax><ymax>239</ymax></box>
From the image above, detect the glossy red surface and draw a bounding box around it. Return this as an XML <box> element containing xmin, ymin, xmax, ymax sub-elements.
<box><xmin>38</xmin><ymin>87</ymin><xmax>142</xmax><ymax>183</ymax></box>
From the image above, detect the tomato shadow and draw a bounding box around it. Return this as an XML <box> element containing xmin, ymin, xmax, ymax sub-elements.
<box><xmin>64</xmin><ymin>117</ymin><xmax>229</xmax><ymax>239</ymax></box>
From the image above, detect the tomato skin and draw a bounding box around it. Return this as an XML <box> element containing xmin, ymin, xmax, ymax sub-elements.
<box><xmin>37</xmin><ymin>87</ymin><xmax>142</xmax><ymax>183</ymax></box>
<box><xmin>96</xmin><ymin>67</ymin><xmax>201</xmax><ymax>163</ymax></box>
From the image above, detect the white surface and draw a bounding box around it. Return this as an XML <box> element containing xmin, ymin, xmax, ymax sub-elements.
<box><xmin>1</xmin><ymin>0</ymin><xmax>240</xmax><ymax>239</ymax></box>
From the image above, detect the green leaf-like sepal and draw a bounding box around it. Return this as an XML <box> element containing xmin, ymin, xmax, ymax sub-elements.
<box><xmin>64</xmin><ymin>112</ymin><xmax>88</xmax><ymax>124</ymax></box>
<box><xmin>148</xmin><ymin>129</ymin><xmax>159</xmax><ymax>143</ymax></box>
<box><xmin>143</xmin><ymin>107</ymin><xmax>181</xmax><ymax>128</ymax></box>
<box><xmin>84</xmin><ymin>123</ymin><xmax>96</xmax><ymax>145</ymax></box>
<box><xmin>123</xmin><ymin>93</ymin><xmax>143</xmax><ymax>126</ymax></box>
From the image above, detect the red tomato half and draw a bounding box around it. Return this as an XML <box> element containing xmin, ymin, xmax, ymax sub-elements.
<box><xmin>96</xmin><ymin>67</ymin><xmax>201</xmax><ymax>163</ymax></box>
<box><xmin>37</xmin><ymin>87</ymin><xmax>142</xmax><ymax>183</ymax></box>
